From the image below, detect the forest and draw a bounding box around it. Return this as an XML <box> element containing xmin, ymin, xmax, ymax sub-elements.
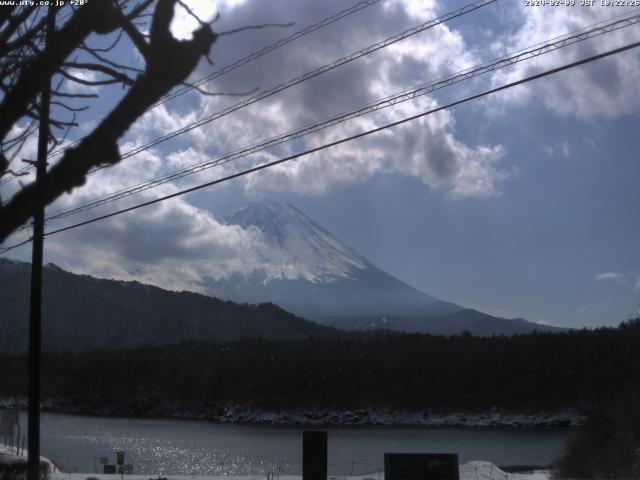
<box><xmin>1</xmin><ymin>319</ymin><xmax>638</xmax><ymax>416</ymax></box>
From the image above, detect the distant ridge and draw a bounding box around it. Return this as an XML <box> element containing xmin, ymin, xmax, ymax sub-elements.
<box><xmin>0</xmin><ymin>258</ymin><xmax>338</xmax><ymax>354</ymax></box>
<box><xmin>0</xmin><ymin>202</ymin><xmax>565</xmax><ymax>351</ymax></box>
<box><xmin>319</xmin><ymin>309</ymin><xmax>566</xmax><ymax>336</ymax></box>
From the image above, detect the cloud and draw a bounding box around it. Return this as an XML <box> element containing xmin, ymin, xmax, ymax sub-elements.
<box><xmin>541</xmin><ymin>140</ymin><xmax>571</xmax><ymax>159</ymax></box>
<box><xmin>594</xmin><ymin>272</ymin><xmax>640</xmax><ymax>291</ymax></box>
<box><xmin>595</xmin><ymin>272</ymin><xmax>625</xmax><ymax>283</ymax></box>
<box><xmin>242</xmin><ymin>97</ymin><xmax>506</xmax><ymax>198</ymax></box>
<box><xmin>13</xmin><ymin>0</ymin><xmax>612</xmax><ymax>282</ymax></box>
<box><xmin>40</xmin><ymin>192</ymin><xmax>376</xmax><ymax>292</ymax></box>
<box><xmin>488</xmin><ymin>3</ymin><xmax>640</xmax><ymax>120</ymax></box>
<box><xmin>44</xmin><ymin>195</ymin><xmax>267</xmax><ymax>293</ymax></box>
<box><xmin>10</xmin><ymin>1</ymin><xmax>639</xmax><ymax>223</ymax></box>
<box><xmin>165</xmin><ymin>0</ymin><xmax>507</xmax><ymax>199</ymax></box>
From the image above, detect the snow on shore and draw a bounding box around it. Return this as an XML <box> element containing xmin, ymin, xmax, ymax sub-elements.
<box><xmin>4</xmin><ymin>445</ymin><xmax>550</xmax><ymax>480</ymax></box>
<box><xmin>0</xmin><ymin>444</ymin><xmax>58</xmax><ymax>472</ymax></box>
<box><xmin>47</xmin><ymin>462</ymin><xmax>549</xmax><ymax>480</ymax></box>
<box><xmin>209</xmin><ymin>407</ymin><xmax>582</xmax><ymax>428</ymax></box>
<box><xmin>0</xmin><ymin>399</ymin><xmax>584</xmax><ymax>427</ymax></box>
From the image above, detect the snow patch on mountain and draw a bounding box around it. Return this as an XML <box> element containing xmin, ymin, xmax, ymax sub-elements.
<box><xmin>226</xmin><ymin>200</ymin><xmax>369</xmax><ymax>284</ymax></box>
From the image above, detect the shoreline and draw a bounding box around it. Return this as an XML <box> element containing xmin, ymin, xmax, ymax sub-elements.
<box><xmin>1</xmin><ymin>399</ymin><xmax>584</xmax><ymax>428</ymax></box>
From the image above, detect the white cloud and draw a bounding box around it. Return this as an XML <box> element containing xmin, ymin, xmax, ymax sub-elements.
<box><xmin>45</xmin><ymin>196</ymin><xmax>266</xmax><ymax>293</ymax></box>
<box><xmin>172</xmin><ymin>0</ymin><xmax>508</xmax><ymax>200</ymax></box>
<box><xmin>541</xmin><ymin>141</ymin><xmax>571</xmax><ymax>159</ymax></box>
<box><xmin>2</xmin><ymin>0</ymin><xmax>550</xmax><ymax>279</ymax></box>
<box><xmin>390</xmin><ymin>0</ymin><xmax>437</xmax><ymax>22</ymax></box>
<box><xmin>488</xmin><ymin>4</ymin><xmax>640</xmax><ymax>119</ymax></box>
<box><xmin>593</xmin><ymin>272</ymin><xmax>640</xmax><ymax>291</ymax></box>
<box><xmin>242</xmin><ymin>95</ymin><xmax>506</xmax><ymax>198</ymax></box>
<box><xmin>595</xmin><ymin>272</ymin><xmax>625</xmax><ymax>283</ymax></box>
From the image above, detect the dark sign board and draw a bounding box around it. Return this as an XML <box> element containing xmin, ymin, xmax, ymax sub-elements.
<box><xmin>124</xmin><ymin>464</ymin><xmax>133</xmax><ymax>474</ymax></box>
<box><xmin>384</xmin><ymin>454</ymin><xmax>459</xmax><ymax>480</ymax></box>
<box><xmin>303</xmin><ymin>431</ymin><xmax>327</xmax><ymax>480</ymax></box>
<box><xmin>103</xmin><ymin>465</ymin><xmax>116</xmax><ymax>474</ymax></box>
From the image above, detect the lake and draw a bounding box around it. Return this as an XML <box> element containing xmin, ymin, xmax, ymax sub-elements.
<box><xmin>15</xmin><ymin>412</ymin><xmax>573</xmax><ymax>475</ymax></box>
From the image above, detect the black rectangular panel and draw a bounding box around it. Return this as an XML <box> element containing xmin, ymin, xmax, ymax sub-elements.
<box><xmin>384</xmin><ymin>453</ymin><xmax>459</xmax><ymax>480</ymax></box>
<box><xmin>303</xmin><ymin>430</ymin><xmax>328</xmax><ymax>480</ymax></box>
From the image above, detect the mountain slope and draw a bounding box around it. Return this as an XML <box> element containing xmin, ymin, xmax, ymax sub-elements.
<box><xmin>0</xmin><ymin>258</ymin><xmax>338</xmax><ymax>354</ymax></box>
<box><xmin>212</xmin><ymin>200</ymin><xmax>461</xmax><ymax>318</ymax></box>
<box><xmin>212</xmin><ymin>200</ymin><xmax>562</xmax><ymax>335</ymax></box>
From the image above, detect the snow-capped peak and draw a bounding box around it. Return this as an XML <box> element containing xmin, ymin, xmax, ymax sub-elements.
<box><xmin>226</xmin><ymin>200</ymin><xmax>369</xmax><ymax>283</ymax></box>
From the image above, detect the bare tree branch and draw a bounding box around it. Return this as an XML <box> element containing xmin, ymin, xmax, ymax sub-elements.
<box><xmin>115</xmin><ymin>12</ymin><xmax>151</xmax><ymax>60</ymax></box>
<box><xmin>62</xmin><ymin>62</ymin><xmax>136</xmax><ymax>85</ymax></box>
<box><xmin>125</xmin><ymin>0</ymin><xmax>155</xmax><ymax>20</ymax></box>
<box><xmin>80</xmin><ymin>42</ymin><xmax>144</xmax><ymax>73</ymax></box>
<box><xmin>1</xmin><ymin>15</ymin><xmax>48</xmax><ymax>57</ymax></box>
<box><xmin>0</xmin><ymin>1</ymin><xmax>124</xmax><ymax>143</ymax></box>
<box><xmin>0</xmin><ymin>7</ymin><xmax>36</xmax><ymax>55</ymax></box>
<box><xmin>0</xmin><ymin>0</ymin><xmax>218</xmax><ymax>241</ymax></box>
<box><xmin>59</xmin><ymin>68</ymin><xmax>128</xmax><ymax>87</ymax></box>
<box><xmin>80</xmin><ymin>29</ymin><xmax>125</xmax><ymax>53</ymax></box>
<box><xmin>176</xmin><ymin>0</ymin><xmax>208</xmax><ymax>27</ymax></box>
<box><xmin>50</xmin><ymin>101</ymin><xmax>89</xmax><ymax>112</ymax></box>
<box><xmin>52</xmin><ymin>91</ymin><xmax>99</xmax><ymax>99</ymax></box>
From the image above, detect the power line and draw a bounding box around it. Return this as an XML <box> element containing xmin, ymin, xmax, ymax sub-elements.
<box><xmin>21</xmin><ymin>9</ymin><xmax>640</xmax><ymax>230</ymax></box>
<box><xmin>3</xmin><ymin>0</ymin><xmax>490</xmax><ymax>187</ymax></box>
<box><xmin>2</xmin><ymin>38</ymin><xmax>638</xmax><ymax>255</ymax></box>
<box><xmin>1</xmin><ymin>0</ymin><xmax>385</xmax><ymax>184</ymax></box>
<box><xmin>149</xmin><ymin>0</ymin><xmax>385</xmax><ymax>110</ymax></box>
<box><xmin>2</xmin><ymin>0</ymin><xmax>497</xmax><ymax>206</ymax></box>
<box><xmin>97</xmin><ymin>0</ymin><xmax>496</xmax><ymax>169</ymax></box>
<box><xmin>4</xmin><ymin>9</ymin><xmax>637</xmax><ymax>242</ymax></box>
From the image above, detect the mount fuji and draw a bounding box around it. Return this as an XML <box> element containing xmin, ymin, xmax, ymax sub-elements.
<box><xmin>209</xmin><ymin>201</ymin><xmax>561</xmax><ymax>336</ymax></box>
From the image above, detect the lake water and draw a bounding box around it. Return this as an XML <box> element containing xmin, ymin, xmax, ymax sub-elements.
<box><xmin>15</xmin><ymin>412</ymin><xmax>573</xmax><ymax>475</ymax></box>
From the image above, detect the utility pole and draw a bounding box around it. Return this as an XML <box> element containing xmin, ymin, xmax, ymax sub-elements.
<box><xmin>28</xmin><ymin>6</ymin><xmax>55</xmax><ymax>480</ymax></box>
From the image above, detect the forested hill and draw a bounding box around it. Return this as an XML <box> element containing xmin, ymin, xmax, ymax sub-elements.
<box><xmin>1</xmin><ymin>320</ymin><xmax>637</xmax><ymax>418</ymax></box>
<box><xmin>0</xmin><ymin>258</ymin><xmax>339</xmax><ymax>353</ymax></box>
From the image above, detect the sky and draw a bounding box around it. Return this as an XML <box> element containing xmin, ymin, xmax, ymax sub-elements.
<box><xmin>2</xmin><ymin>0</ymin><xmax>640</xmax><ymax>328</ymax></box>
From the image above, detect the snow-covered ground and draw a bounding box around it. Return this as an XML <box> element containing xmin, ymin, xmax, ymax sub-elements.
<box><xmin>3</xmin><ymin>446</ymin><xmax>550</xmax><ymax>480</ymax></box>
<box><xmin>0</xmin><ymin>444</ymin><xmax>57</xmax><ymax>473</ymax></box>
<box><xmin>48</xmin><ymin>462</ymin><xmax>549</xmax><ymax>480</ymax></box>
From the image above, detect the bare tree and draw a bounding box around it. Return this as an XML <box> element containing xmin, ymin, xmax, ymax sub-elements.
<box><xmin>0</xmin><ymin>0</ymin><xmax>219</xmax><ymax>242</ymax></box>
